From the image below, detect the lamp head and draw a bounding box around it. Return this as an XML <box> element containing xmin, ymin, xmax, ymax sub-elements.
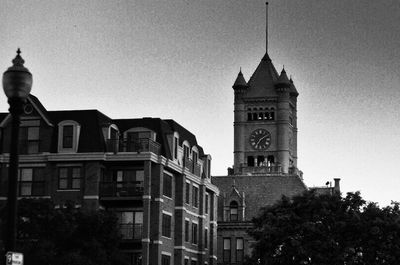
<box><xmin>3</xmin><ymin>48</ymin><xmax>32</xmax><ymax>101</ymax></box>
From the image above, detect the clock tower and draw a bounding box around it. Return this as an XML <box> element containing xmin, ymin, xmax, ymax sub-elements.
<box><xmin>232</xmin><ymin>11</ymin><xmax>299</xmax><ymax>176</ymax></box>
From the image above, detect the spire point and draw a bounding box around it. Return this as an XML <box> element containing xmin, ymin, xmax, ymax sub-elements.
<box><xmin>265</xmin><ymin>1</ymin><xmax>269</xmax><ymax>53</ymax></box>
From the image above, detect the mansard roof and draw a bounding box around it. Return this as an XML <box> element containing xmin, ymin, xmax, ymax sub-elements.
<box><xmin>0</xmin><ymin>95</ymin><xmax>206</xmax><ymax>159</ymax></box>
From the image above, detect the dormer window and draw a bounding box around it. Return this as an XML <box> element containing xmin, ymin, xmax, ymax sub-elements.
<box><xmin>230</xmin><ymin>201</ymin><xmax>239</xmax><ymax>221</ymax></box>
<box><xmin>58</xmin><ymin>120</ymin><xmax>81</xmax><ymax>153</ymax></box>
<box><xmin>173</xmin><ymin>132</ymin><xmax>179</xmax><ymax>160</ymax></box>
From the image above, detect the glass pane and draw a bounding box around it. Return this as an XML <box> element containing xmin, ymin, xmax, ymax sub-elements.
<box><xmin>28</xmin><ymin>127</ymin><xmax>39</xmax><ymax>140</ymax></box>
<box><xmin>117</xmin><ymin>171</ymin><xmax>123</xmax><ymax>182</ymax></box>
<box><xmin>136</xmin><ymin>170</ymin><xmax>144</xmax><ymax>182</ymax></box>
<box><xmin>72</xmin><ymin>179</ymin><xmax>80</xmax><ymax>189</ymax></box>
<box><xmin>236</xmin><ymin>238</ymin><xmax>244</xmax><ymax>249</ymax></box>
<box><xmin>72</xmin><ymin>168</ymin><xmax>80</xmax><ymax>178</ymax></box>
<box><xmin>34</xmin><ymin>168</ymin><xmax>44</xmax><ymax>181</ymax></box>
<box><xmin>59</xmin><ymin>168</ymin><xmax>68</xmax><ymax>179</ymax></box>
<box><xmin>28</xmin><ymin>142</ymin><xmax>39</xmax><ymax>154</ymax></box>
<box><xmin>20</xmin><ymin>183</ymin><xmax>32</xmax><ymax>196</ymax></box>
<box><xmin>32</xmin><ymin>183</ymin><xmax>45</xmax><ymax>196</ymax></box>
<box><xmin>124</xmin><ymin>170</ymin><xmax>135</xmax><ymax>182</ymax></box>
<box><xmin>21</xmin><ymin>169</ymin><xmax>33</xmax><ymax>181</ymax></box>
<box><xmin>59</xmin><ymin>179</ymin><xmax>68</xmax><ymax>189</ymax></box>
<box><xmin>135</xmin><ymin>212</ymin><xmax>143</xmax><ymax>224</ymax></box>
<box><xmin>224</xmin><ymin>239</ymin><xmax>231</xmax><ymax>249</ymax></box>
<box><xmin>121</xmin><ymin>212</ymin><xmax>134</xmax><ymax>224</ymax></box>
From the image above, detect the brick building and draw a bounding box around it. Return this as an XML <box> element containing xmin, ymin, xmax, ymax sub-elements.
<box><xmin>211</xmin><ymin>3</ymin><xmax>339</xmax><ymax>265</ymax></box>
<box><xmin>0</xmin><ymin>95</ymin><xmax>219</xmax><ymax>265</ymax></box>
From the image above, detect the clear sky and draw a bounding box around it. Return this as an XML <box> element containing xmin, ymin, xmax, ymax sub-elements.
<box><xmin>1</xmin><ymin>0</ymin><xmax>399</xmax><ymax>206</ymax></box>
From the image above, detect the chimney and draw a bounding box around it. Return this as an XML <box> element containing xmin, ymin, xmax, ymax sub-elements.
<box><xmin>333</xmin><ymin>178</ymin><xmax>341</xmax><ymax>193</ymax></box>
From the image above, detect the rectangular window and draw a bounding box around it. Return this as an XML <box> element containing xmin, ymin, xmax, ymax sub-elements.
<box><xmin>113</xmin><ymin>169</ymin><xmax>144</xmax><ymax>196</ymax></box>
<box><xmin>185</xmin><ymin>220</ymin><xmax>190</xmax><ymax>242</ymax></box>
<box><xmin>192</xmin><ymin>186</ymin><xmax>198</xmax><ymax>208</ymax></box>
<box><xmin>192</xmin><ymin>223</ymin><xmax>198</xmax><ymax>244</ymax></box>
<box><xmin>204</xmin><ymin>228</ymin><xmax>208</xmax><ymax>249</ymax></box>
<box><xmin>174</xmin><ymin>137</ymin><xmax>178</xmax><ymax>159</ymax></box>
<box><xmin>205</xmin><ymin>193</ymin><xmax>209</xmax><ymax>214</ymax></box>
<box><xmin>163</xmin><ymin>173</ymin><xmax>172</xmax><ymax>198</ymax></box>
<box><xmin>18</xmin><ymin>168</ymin><xmax>45</xmax><ymax>196</ymax></box>
<box><xmin>19</xmin><ymin>126</ymin><xmax>40</xmax><ymax>154</ymax></box>
<box><xmin>193</xmin><ymin>151</ymin><xmax>198</xmax><ymax>165</ymax></box>
<box><xmin>58</xmin><ymin>167</ymin><xmax>81</xmax><ymax>190</ymax></box>
<box><xmin>184</xmin><ymin>258</ymin><xmax>189</xmax><ymax>265</ymax></box>
<box><xmin>223</xmin><ymin>238</ymin><xmax>231</xmax><ymax>263</ymax></box>
<box><xmin>185</xmin><ymin>182</ymin><xmax>190</xmax><ymax>204</ymax></box>
<box><xmin>191</xmin><ymin>260</ymin><xmax>197</xmax><ymax>265</ymax></box>
<box><xmin>116</xmin><ymin>211</ymin><xmax>143</xmax><ymax>240</ymax></box>
<box><xmin>161</xmin><ymin>255</ymin><xmax>170</xmax><ymax>265</ymax></box>
<box><xmin>62</xmin><ymin>125</ymin><xmax>73</xmax><ymax>148</ymax></box>
<box><xmin>236</xmin><ymin>238</ymin><xmax>244</xmax><ymax>263</ymax></box>
<box><xmin>162</xmin><ymin>214</ymin><xmax>172</xmax><ymax>238</ymax></box>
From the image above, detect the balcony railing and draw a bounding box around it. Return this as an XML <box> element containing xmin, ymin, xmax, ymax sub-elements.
<box><xmin>106</xmin><ymin>138</ymin><xmax>161</xmax><ymax>155</ymax></box>
<box><xmin>100</xmin><ymin>182</ymin><xmax>144</xmax><ymax>197</ymax></box>
<box><xmin>183</xmin><ymin>157</ymin><xmax>201</xmax><ymax>177</ymax></box>
<box><xmin>119</xmin><ymin>224</ymin><xmax>142</xmax><ymax>240</ymax></box>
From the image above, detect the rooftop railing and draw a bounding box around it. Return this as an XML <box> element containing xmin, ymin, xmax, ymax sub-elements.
<box><xmin>106</xmin><ymin>138</ymin><xmax>161</xmax><ymax>155</ymax></box>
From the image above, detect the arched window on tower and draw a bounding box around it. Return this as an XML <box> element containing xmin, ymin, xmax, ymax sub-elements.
<box><xmin>257</xmin><ymin>155</ymin><xmax>265</xmax><ymax>166</ymax></box>
<box><xmin>252</xmin><ymin>112</ymin><xmax>258</xmax><ymax>120</ymax></box>
<box><xmin>230</xmin><ymin>201</ymin><xmax>239</xmax><ymax>221</ymax></box>
<box><xmin>267</xmin><ymin>155</ymin><xmax>275</xmax><ymax>166</ymax></box>
<box><xmin>247</xmin><ymin>156</ymin><xmax>254</xmax><ymax>167</ymax></box>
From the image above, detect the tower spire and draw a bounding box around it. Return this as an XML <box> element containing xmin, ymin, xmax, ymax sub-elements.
<box><xmin>266</xmin><ymin>2</ymin><xmax>269</xmax><ymax>53</ymax></box>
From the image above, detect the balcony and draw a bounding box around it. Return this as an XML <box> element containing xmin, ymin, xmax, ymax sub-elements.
<box><xmin>183</xmin><ymin>157</ymin><xmax>201</xmax><ymax>177</ymax></box>
<box><xmin>106</xmin><ymin>138</ymin><xmax>161</xmax><ymax>155</ymax></box>
<box><xmin>119</xmin><ymin>224</ymin><xmax>142</xmax><ymax>240</ymax></box>
<box><xmin>239</xmin><ymin>164</ymin><xmax>282</xmax><ymax>175</ymax></box>
<box><xmin>100</xmin><ymin>182</ymin><xmax>144</xmax><ymax>198</ymax></box>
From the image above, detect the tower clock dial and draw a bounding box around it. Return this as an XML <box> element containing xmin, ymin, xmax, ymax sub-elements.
<box><xmin>249</xmin><ymin>129</ymin><xmax>271</xmax><ymax>150</ymax></box>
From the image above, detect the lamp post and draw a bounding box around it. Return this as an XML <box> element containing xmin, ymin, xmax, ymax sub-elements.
<box><xmin>2</xmin><ymin>49</ymin><xmax>32</xmax><ymax>252</ymax></box>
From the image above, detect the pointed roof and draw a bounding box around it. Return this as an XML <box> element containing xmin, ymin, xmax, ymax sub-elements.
<box><xmin>232</xmin><ymin>70</ymin><xmax>248</xmax><ymax>88</ymax></box>
<box><xmin>276</xmin><ymin>67</ymin><xmax>291</xmax><ymax>88</ymax></box>
<box><xmin>289</xmin><ymin>77</ymin><xmax>299</xmax><ymax>96</ymax></box>
<box><xmin>246</xmin><ymin>53</ymin><xmax>280</xmax><ymax>97</ymax></box>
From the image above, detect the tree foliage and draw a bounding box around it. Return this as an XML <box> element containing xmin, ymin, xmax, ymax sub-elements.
<box><xmin>1</xmin><ymin>199</ymin><xmax>129</xmax><ymax>265</ymax></box>
<box><xmin>246</xmin><ymin>190</ymin><xmax>400</xmax><ymax>265</ymax></box>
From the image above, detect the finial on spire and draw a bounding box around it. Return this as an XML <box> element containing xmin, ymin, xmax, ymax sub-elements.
<box><xmin>239</xmin><ymin>67</ymin><xmax>242</xmax><ymax>73</ymax></box>
<box><xmin>266</xmin><ymin>2</ymin><xmax>269</xmax><ymax>53</ymax></box>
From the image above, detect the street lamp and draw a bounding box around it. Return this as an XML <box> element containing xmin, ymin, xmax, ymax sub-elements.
<box><xmin>2</xmin><ymin>49</ymin><xmax>32</xmax><ymax>252</ymax></box>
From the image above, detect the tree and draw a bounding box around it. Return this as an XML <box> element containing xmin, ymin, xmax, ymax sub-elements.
<box><xmin>1</xmin><ymin>199</ymin><xmax>129</xmax><ymax>265</ymax></box>
<box><xmin>246</xmin><ymin>190</ymin><xmax>400</xmax><ymax>265</ymax></box>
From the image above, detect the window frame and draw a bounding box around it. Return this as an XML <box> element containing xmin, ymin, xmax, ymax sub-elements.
<box><xmin>57</xmin><ymin>120</ymin><xmax>81</xmax><ymax>153</ymax></box>
<box><xmin>223</xmin><ymin>238</ymin><xmax>231</xmax><ymax>263</ymax></box>
<box><xmin>236</xmin><ymin>238</ymin><xmax>244</xmax><ymax>263</ymax></box>
<box><xmin>58</xmin><ymin>167</ymin><xmax>81</xmax><ymax>190</ymax></box>
<box><xmin>192</xmin><ymin>222</ymin><xmax>198</xmax><ymax>244</ymax></box>
<box><xmin>162</xmin><ymin>213</ymin><xmax>172</xmax><ymax>238</ymax></box>
<box><xmin>163</xmin><ymin>172</ymin><xmax>173</xmax><ymax>198</ymax></box>
<box><xmin>18</xmin><ymin>167</ymin><xmax>45</xmax><ymax>196</ymax></box>
<box><xmin>192</xmin><ymin>185</ymin><xmax>199</xmax><ymax>208</ymax></box>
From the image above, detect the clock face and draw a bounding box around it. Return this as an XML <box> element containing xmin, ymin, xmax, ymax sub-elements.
<box><xmin>249</xmin><ymin>129</ymin><xmax>271</xmax><ymax>150</ymax></box>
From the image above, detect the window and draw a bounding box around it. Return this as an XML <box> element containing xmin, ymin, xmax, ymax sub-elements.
<box><xmin>192</xmin><ymin>186</ymin><xmax>199</xmax><ymax>208</ymax></box>
<box><xmin>230</xmin><ymin>201</ymin><xmax>238</xmax><ymax>221</ymax></box>
<box><xmin>184</xmin><ymin>258</ymin><xmax>189</xmax><ymax>265</ymax></box>
<box><xmin>163</xmin><ymin>173</ymin><xmax>172</xmax><ymax>198</ymax></box>
<box><xmin>58</xmin><ymin>120</ymin><xmax>81</xmax><ymax>153</ymax></box>
<box><xmin>185</xmin><ymin>182</ymin><xmax>190</xmax><ymax>204</ymax></box>
<box><xmin>18</xmin><ymin>168</ymin><xmax>45</xmax><ymax>196</ymax></box>
<box><xmin>267</xmin><ymin>155</ymin><xmax>275</xmax><ymax>165</ymax></box>
<box><xmin>236</xmin><ymin>238</ymin><xmax>244</xmax><ymax>263</ymax></box>
<box><xmin>174</xmin><ymin>137</ymin><xmax>178</xmax><ymax>159</ymax></box>
<box><xmin>161</xmin><ymin>255</ymin><xmax>170</xmax><ymax>265</ymax></box>
<box><xmin>20</xmin><ymin>126</ymin><xmax>40</xmax><ymax>154</ymax></box>
<box><xmin>257</xmin><ymin>155</ymin><xmax>265</xmax><ymax>166</ymax></box>
<box><xmin>183</xmin><ymin>145</ymin><xmax>190</xmax><ymax>159</ymax></box>
<box><xmin>116</xmin><ymin>211</ymin><xmax>143</xmax><ymax>240</ymax></box>
<box><xmin>58</xmin><ymin>167</ymin><xmax>81</xmax><ymax>190</ymax></box>
<box><xmin>204</xmin><ymin>228</ymin><xmax>208</xmax><ymax>249</ymax></box>
<box><xmin>185</xmin><ymin>220</ymin><xmax>190</xmax><ymax>242</ymax></box>
<box><xmin>62</xmin><ymin>125</ymin><xmax>73</xmax><ymax>148</ymax></box>
<box><xmin>191</xmin><ymin>260</ymin><xmax>197</xmax><ymax>265</ymax></box>
<box><xmin>247</xmin><ymin>156</ymin><xmax>254</xmax><ymax>167</ymax></box>
<box><xmin>192</xmin><ymin>151</ymin><xmax>198</xmax><ymax>165</ymax></box>
<box><xmin>162</xmin><ymin>214</ymin><xmax>172</xmax><ymax>238</ymax></box>
<box><xmin>126</xmin><ymin>131</ymin><xmax>151</xmax><ymax>152</ymax></box>
<box><xmin>205</xmin><ymin>193</ymin><xmax>209</xmax><ymax>214</ymax></box>
<box><xmin>223</xmin><ymin>238</ymin><xmax>231</xmax><ymax>263</ymax></box>
<box><xmin>192</xmin><ymin>223</ymin><xmax>198</xmax><ymax>244</ymax></box>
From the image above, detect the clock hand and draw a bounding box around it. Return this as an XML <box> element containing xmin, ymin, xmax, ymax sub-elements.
<box><xmin>256</xmin><ymin>135</ymin><xmax>268</xmax><ymax>146</ymax></box>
